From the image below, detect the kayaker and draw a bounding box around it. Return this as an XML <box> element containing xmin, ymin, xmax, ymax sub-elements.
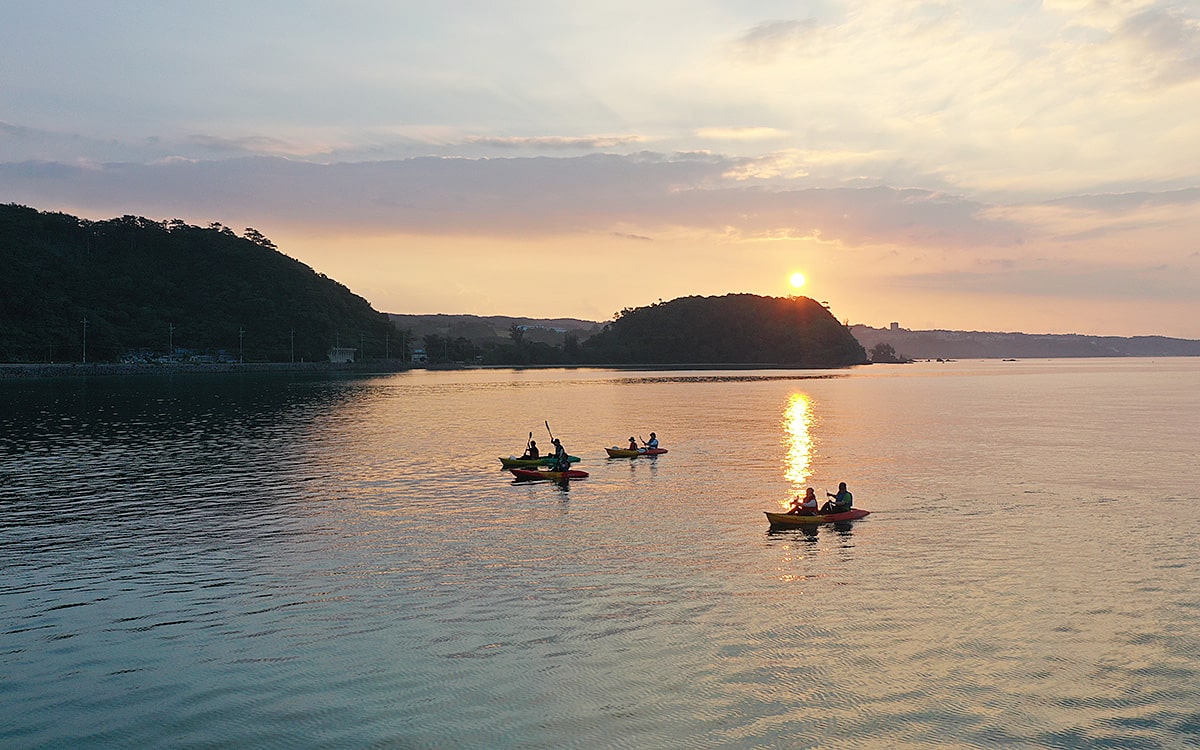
<box><xmin>643</xmin><ymin>432</ymin><xmax>659</xmax><ymax>450</ymax></box>
<box><xmin>628</xmin><ymin>436</ymin><xmax>638</xmax><ymax>451</ymax></box>
<box><xmin>522</xmin><ymin>440</ymin><xmax>540</xmax><ymax>460</ymax></box>
<box><xmin>821</xmin><ymin>482</ymin><xmax>853</xmax><ymax>513</ymax></box>
<box><xmin>789</xmin><ymin>487</ymin><xmax>819</xmax><ymax>515</ymax></box>
<box><xmin>551</xmin><ymin>438</ymin><xmax>569</xmax><ymax>471</ymax></box>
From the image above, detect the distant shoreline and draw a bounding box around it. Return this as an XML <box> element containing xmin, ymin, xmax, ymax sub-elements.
<box><xmin>1</xmin><ymin>360</ymin><xmax>862</xmax><ymax>379</ymax></box>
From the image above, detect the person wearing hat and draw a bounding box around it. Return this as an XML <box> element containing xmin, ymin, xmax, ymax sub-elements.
<box><xmin>627</xmin><ymin>436</ymin><xmax>639</xmax><ymax>451</ymax></box>
<box><xmin>644</xmin><ymin>432</ymin><xmax>659</xmax><ymax>450</ymax></box>
<box><xmin>551</xmin><ymin>438</ymin><xmax>569</xmax><ymax>471</ymax></box>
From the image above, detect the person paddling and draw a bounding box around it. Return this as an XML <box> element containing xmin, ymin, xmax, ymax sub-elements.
<box><xmin>550</xmin><ymin>438</ymin><xmax>569</xmax><ymax>472</ymax></box>
<box><xmin>521</xmin><ymin>439</ymin><xmax>540</xmax><ymax>460</ymax></box>
<box><xmin>789</xmin><ymin>487</ymin><xmax>819</xmax><ymax>515</ymax></box>
<box><xmin>642</xmin><ymin>432</ymin><xmax>659</xmax><ymax>450</ymax></box>
<box><xmin>821</xmin><ymin>482</ymin><xmax>853</xmax><ymax>513</ymax></box>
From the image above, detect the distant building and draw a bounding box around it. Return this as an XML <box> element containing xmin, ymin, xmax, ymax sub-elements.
<box><xmin>328</xmin><ymin>346</ymin><xmax>356</xmax><ymax>364</ymax></box>
<box><xmin>890</xmin><ymin>322</ymin><xmax>900</xmax><ymax>331</ymax></box>
<box><xmin>411</xmin><ymin>348</ymin><xmax>428</xmax><ymax>364</ymax></box>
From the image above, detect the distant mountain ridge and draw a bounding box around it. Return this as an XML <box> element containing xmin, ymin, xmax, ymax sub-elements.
<box><xmin>387</xmin><ymin>313</ymin><xmax>600</xmax><ymax>348</ymax></box>
<box><xmin>851</xmin><ymin>324</ymin><xmax>1200</xmax><ymax>360</ymax></box>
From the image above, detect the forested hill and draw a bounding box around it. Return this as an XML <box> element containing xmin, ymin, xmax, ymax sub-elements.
<box><xmin>581</xmin><ymin>294</ymin><xmax>868</xmax><ymax>367</ymax></box>
<box><xmin>0</xmin><ymin>204</ymin><xmax>393</xmax><ymax>363</ymax></box>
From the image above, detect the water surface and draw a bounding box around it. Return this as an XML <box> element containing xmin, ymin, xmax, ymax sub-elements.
<box><xmin>2</xmin><ymin>359</ymin><xmax>1199</xmax><ymax>748</ymax></box>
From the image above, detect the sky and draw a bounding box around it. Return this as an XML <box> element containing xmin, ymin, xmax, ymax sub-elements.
<box><xmin>3</xmin><ymin>1</ymin><xmax>1200</xmax><ymax>338</ymax></box>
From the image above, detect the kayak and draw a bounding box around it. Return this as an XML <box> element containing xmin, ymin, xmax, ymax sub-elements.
<box><xmin>499</xmin><ymin>455</ymin><xmax>580</xmax><ymax>468</ymax></box>
<box><xmin>510</xmin><ymin>468</ymin><xmax>589</xmax><ymax>481</ymax></box>
<box><xmin>765</xmin><ymin>509</ymin><xmax>870</xmax><ymax>527</ymax></box>
<box><xmin>605</xmin><ymin>447</ymin><xmax>668</xmax><ymax>458</ymax></box>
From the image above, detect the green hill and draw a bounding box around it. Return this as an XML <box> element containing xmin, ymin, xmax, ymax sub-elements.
<box><xmin>0</xmin><ymin>204</ymin><xmax>393</xmax><ymax>363</ymax></box>
<box><xmin>581</xmin><ymin>294</ymin><xmax>867</xmax><ymax>367</ymax></box>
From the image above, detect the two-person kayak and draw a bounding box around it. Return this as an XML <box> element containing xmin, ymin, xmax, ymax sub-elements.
<box><xmin>510</xmin><ymin>468</ymin><xmax>589</xmax><ymax>481</ymax></box>
<box><xmin>604</xmin><ymin>447</ymin><xmax>668</xmax><ymax>458</ymax></box>
<box><xmin>764</xmin><ymin>509</ymin><xmax>870</xmax><ymax>528</ymax></box>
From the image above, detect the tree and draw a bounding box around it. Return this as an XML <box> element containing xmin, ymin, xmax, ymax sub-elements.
<box><xmin>243</xmin><ymin>227</ymin><xmax>277</xmax><ymax>250</ymax></box>
<box><xmin>508</xmin><ymin>324</ymin><xmax>526</xmax><ymax>346</ymax></box>
<box><xmin>869</xmin><ymin>342</ymin><xmax>902</xmax><ymax>363</ymax></box>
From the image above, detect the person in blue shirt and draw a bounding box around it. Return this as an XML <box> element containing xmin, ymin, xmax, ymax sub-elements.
<box><xmin>644</xmin><ymin>432</ymin><xmax>659</xmax><ymax>450</ymax></box>
<box><xmin>821</xmin><ymin>482</ymin><xmax>853</xmax><ymax>513</ymax></box>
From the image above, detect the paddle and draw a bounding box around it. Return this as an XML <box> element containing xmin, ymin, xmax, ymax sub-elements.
<box><xmin>546</xmin><ymin>421</ymin><xmax>566</xmax><ymax>470</ymax></box>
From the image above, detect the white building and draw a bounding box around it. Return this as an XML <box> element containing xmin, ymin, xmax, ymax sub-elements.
<box><xmin>328</xmin><ymin>346</ymin><xmax>356</xmax><ymax>364</ymax></box>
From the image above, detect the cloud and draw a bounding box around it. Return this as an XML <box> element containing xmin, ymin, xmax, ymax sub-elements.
<box><xmin>612</xmin><ymin>232</ymin><xmax>653</xmax><ymax>242</ymax></box>
<box><xmin>1115</xmin><ymin>6</ymin><xmax>1200</xmax><ymax>85</ymax></box>
<box><xmin>694</xmin><ymin>127</ymin><xmax>787</xmax><ymax>142</ymax></box>
<box><xmin>464</xmin><ymin>134</ymin><xmax>648</xmax><ymax>150</ymax></box>
<box><xmin>0</xmin><ymin>152</ymin><xmax>1025</xmax><ymax>251</ymax></box>
<box><xmin>733</xmin><ymin>19</ymin><xmax>822</xmax><ymax>61</ymax></box>
<box><xmin>186</xmin><ymin>134</ymin><xmax>324</xmax><ymax>157</ymax></box>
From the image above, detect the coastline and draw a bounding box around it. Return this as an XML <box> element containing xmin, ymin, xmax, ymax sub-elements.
<box><xmin>0</xmin><ymin>360</ymin><xmax>865</xmax><ymax>379</ymax></box>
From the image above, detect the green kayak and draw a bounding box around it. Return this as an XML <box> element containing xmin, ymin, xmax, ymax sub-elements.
<box><xmin>499</xmin><ymin>455</ymin><xmax>581</xmax><ymax>468</ymax></box>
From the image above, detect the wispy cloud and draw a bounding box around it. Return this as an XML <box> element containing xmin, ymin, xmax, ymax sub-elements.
<box><xmin>1115</xmin><ymin>6</ymin><xmax>1200</xmax><ymax>85</ymax></box>
<box><xmin>733</xmin><ymin>19</ymin><xmax>823</xmax><ymax>61</ymax></box>
<box><xmin>186</xmin><ymin>134</ymin><xmax>324</xmax><ymax>157</ymax></box>
<box><xmin>694</xmin><ymin>127</ymin><xmax>787</xmax><ymax>142</ymax></box>
<box><xmin>464</xmin><ymin>135</ymin><xmax>648</xmax><ymax>150</ymax></box>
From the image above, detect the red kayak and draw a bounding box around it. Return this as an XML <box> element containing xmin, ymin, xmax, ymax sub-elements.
<box><xmin>510</xmin><ymin>468</ymin><xmax>589</xmax><ymax>481</ymax></box>
<box><xmin>765</xmin><ymin>509</ymin><xmax>870</xmax><ymax>527</ymax></box>
<box><xmin>605</xmin><ymin>447</ymin><xmax>668</xmax><ymax>458</ymax></box>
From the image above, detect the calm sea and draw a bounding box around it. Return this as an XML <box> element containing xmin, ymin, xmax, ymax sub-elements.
<box><xmin>2</xmin><ymin>359</ymin><xmax>1198</xmax><ymax>749</ymax></box>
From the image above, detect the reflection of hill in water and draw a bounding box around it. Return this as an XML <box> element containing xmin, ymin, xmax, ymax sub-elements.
<box><xmin>0</xmin><ymin>372</ymin><xmax>361</xmax><ymax>450</ymax></box>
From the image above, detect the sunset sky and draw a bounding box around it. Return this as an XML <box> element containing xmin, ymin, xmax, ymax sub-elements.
<box><xmin>3</xmin><ymin>1</ymin><xmax>1200</xmax><ymax>337</ymax></box>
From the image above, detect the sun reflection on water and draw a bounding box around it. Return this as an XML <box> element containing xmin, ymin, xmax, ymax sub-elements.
<box><xmin>782</xmin><ymin>392</ymin><xmax>815</xmax><ymax>503</ymax></box>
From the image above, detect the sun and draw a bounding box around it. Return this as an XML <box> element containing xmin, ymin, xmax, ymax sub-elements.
<box><xmin>789</xmin><ymin>272</ymin><xmax>807</xmax><ymax>289</ymax></box>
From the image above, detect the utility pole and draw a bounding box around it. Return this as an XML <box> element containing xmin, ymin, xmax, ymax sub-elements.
<box><xmin>360</xmin><ymin>333</ymin><xmax>365</xmax><ymax>361</ymax></box>
<box><xmin>169</xmin><ymin>323</ymin><xmax>175</xmax><ymax>356</ymax></box>
<box><xmin>81</xmin><ymin>316</ymin><xmax>89</xmax><ymax>363</ymax></box>
<box><xmin>239</xmin><ymin>327</ymin><xmax>245</xmax><ymax>363</ymax></box>
<box><xmin>385</xmin><ymin>332</ymin><xmax>389</xmax><ymax>360</ymax></box>
<box><xmin>290</xmin><ymin>328</ymin><xmax>295</xmax><ymax>363</ymax></box>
